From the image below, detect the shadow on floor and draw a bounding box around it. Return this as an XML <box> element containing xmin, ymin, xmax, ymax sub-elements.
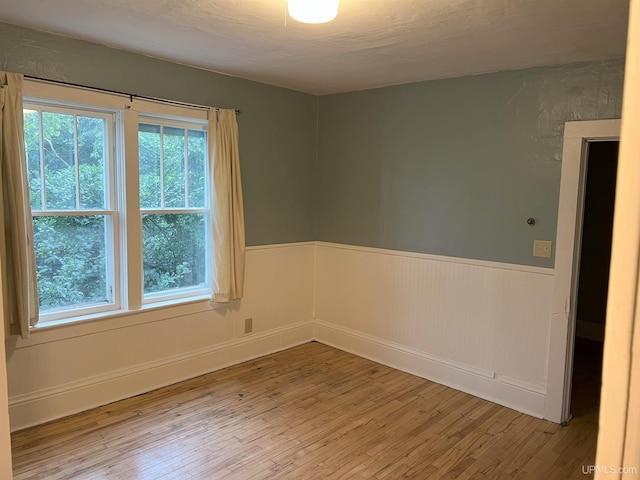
<box><xmin>570</xmin><ymin>336</ymin><xmax>604</xmax><ymax>423</ymax></box>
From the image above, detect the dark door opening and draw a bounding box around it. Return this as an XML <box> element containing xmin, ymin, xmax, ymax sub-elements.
<box><xmin>570</xmin><ymin>140</ymin><xmax>619</xmax><ymax>420</ymax></box>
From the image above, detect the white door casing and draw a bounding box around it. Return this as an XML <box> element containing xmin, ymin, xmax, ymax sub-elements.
<box><xmin>546</xmin><ymin>119</ymin><xmax>620</xmax><ymax>423</ymax></box>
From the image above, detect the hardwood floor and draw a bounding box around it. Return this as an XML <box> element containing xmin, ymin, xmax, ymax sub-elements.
<box><xmin>11</xmin><ymin>342</ymin><xmax>598</xmax><ymax>479</ymax></box>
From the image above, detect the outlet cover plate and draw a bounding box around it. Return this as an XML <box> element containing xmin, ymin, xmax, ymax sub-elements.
<box><xmin>533</xmin><ymin>240</ymin><xmax>553</xmax><ymax>258</ymax></box>
<box><xmin>244</xmin><ymin>317</ymin><xmax>253</xmax><ymax>334</ymax></box>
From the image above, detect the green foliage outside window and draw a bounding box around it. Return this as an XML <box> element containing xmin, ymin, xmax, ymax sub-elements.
<box><xmin>32</xmin><ymin>215</ymin><xmax>108</xmax><ymax>310</ymax></box>
<box><xmin>139</xmin><ymin>122</ymin><xmax>207</xmax><ymax>295</ymax></box>
<box><xmin>24</xmin><ymin>107</ymin><xmax>208</xmax><ymax>313</ymax></box>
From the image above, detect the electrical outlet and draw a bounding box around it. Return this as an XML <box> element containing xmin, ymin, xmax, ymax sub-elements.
<box><xmin>533</xmin><ymin>240</ymin><xmax>552</xmax><ymax>258</ymax></box>
<box><xmin>244</xmin><ymin>317</ymin><xmax>253</xmax><ymax>334</ymax></box>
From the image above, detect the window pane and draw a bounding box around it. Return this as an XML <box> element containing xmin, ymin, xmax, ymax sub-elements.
<box><xmin>78</xmin><ymin>116</ymin><xmax>106</xmax><ymax>209</ymax></box>
<box><xmin>33</xmin><ymin>215</ymin><xmax>110</xmax><ymax>311</ymax></box>
<box><xmin>142</xmin><ymin>213</ymin><xmax>206</xmax><ymax>294</ymax></box>
<box><xmin>139</xmin><ymin>123</ymin><xmax>161</xmax><ymax>208</ymax></box>
<box><xmin>163</xmin><ymin>126</ymin><xmax>186</xmax><ymax>208</ymax></box>
<box><xmin>188</xmin><ymin>129</ymin><xmax>206</xmax><ymax>208</ymax></box>
<box><xmin>43</xmin><ymin>111</ymin><xmax>76</xmax><ymax>210</ymax></box>
<box><xmin>24</xmin><ymin>109</ymin><xmax>43</xmax><ymax>210</ymax></box>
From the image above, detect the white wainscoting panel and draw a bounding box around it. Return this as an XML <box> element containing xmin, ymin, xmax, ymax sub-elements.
<box><xmin>6</xmin><ymin>243</ymin><xmax>315</xmax><ymax>431</ymax></box>
<box><xmin>7</xmin><ymin>241</ymin><xmax>557</xmax><ymax>430</ymax></box>
<box><xmin>314</xmin><ymin>242</ymin><xmax>554</xmax><ymax>418</ymax></box>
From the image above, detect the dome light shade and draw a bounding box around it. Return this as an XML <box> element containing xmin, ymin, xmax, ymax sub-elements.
<box><xmin>288</xmin><ymin>0</ymin><xmax>339</xmax><ymax>24</ymax></box>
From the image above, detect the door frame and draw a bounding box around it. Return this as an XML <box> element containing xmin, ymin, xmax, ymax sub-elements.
<box><xmin>545</xmin><ymin>119</ymin><xmax>620</xmax><ymax>423</ymax></box>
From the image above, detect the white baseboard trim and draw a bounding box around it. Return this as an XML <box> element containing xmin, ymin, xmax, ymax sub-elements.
<box><xmin>9</xmin><ymin>317</ymin><xmax>550</xmax><ymax>431</ymax></box>
<box><xmin>9</xmin><ymin>321</ymin><xmax>314</xmax><ymax>432</ymax></box>
<box><xmin>313</xmin><ymin>320</ymin><xmax>547</xmax><ymax>419</ymax></box>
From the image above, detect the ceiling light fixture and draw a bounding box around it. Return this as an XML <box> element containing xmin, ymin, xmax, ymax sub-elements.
<box><xmin>288</xmin><ymin>0</ymin><xmax>339</xmax><ymax>24</ymax></box>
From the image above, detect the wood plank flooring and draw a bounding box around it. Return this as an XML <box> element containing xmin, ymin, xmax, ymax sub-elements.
<box><xmin>11</xmin><ymin>342</ymin><xmax>598</xmax><ymax>479</ymax></box>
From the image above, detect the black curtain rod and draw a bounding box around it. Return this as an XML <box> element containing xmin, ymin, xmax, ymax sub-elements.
<box><xmin>24</xmin><ymin>75</ymin><xmax>241</xmax><ymax>115</ymax></box>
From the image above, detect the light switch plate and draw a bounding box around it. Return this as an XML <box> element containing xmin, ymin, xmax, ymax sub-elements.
<box><xmin>533</xmin><ymin>240</ymin><xmax>552</xmax><ymax>258</ymax></box>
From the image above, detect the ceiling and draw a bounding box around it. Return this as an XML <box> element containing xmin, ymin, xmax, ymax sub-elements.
<box><xmin>0</xmin><ymin>0</ymin><xmax>630</xmax><ymax>95</ymax></box>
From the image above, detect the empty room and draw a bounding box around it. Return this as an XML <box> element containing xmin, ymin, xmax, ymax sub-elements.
<box><xmin>1</xmin><ymin>0</ymin><xmax>639</xmax><ymax>478</ymax></box>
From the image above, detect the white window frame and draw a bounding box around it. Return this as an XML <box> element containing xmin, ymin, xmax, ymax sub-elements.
<box><xmin>22</xmin><ymin>80</ymin><xmax>212</xmax><ymax>326</ymax></box>
<box><xmin>138</xmin><ymin>114</ymin><xmax>211</xmax><ymax>304</ymax></box>
<box><xmin>23</xmin><ymin>100</ymin><xmax>122</xmax><ymax>322</ymax></box>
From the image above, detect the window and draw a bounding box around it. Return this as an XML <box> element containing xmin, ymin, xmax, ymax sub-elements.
<box><xmin>23</xmin><ymin>82</ymin><xmax>211</xmax><ymax>324</ymax></box>
<box><xmin>139</xmin><ymin>119</ymin><xmax>210</xmax><ymax>301</ymax></box>
<box><xmin>24</xmin><ymin>103</ymin><xmax>119</xmax><ymax>320</ymax></box>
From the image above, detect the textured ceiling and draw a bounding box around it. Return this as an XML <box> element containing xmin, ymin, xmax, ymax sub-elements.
<box><xmin>0</xmin><ymin>0</ymin><xmax>630</xmax><ymax>94</ymax></box>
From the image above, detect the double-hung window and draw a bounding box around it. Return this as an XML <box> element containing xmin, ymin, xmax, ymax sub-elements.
<box><xmin>23</xmin><ymin>81</ymin><xmax>211</xmax><ymax>325</ymax></box>
<box><xmin>139</xmin><ymin>118</ymin><xmax>210</xmax><ymax>302</ymax></box>
<box><xmin>24</xmin><ymin>102</ymin><xmax>119</xmax><ymax>320</ymax></box>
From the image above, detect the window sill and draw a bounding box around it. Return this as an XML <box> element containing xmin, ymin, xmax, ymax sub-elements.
<box><xmin>13</xmin><ymin>295</ymin><xmax>234</xmax><ymax>348</ymax></box>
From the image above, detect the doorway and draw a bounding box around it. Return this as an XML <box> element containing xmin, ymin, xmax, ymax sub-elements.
<box><xmin>570</xmin><ymin>141</ymin><xmax>619</xmax><ymax>420</ymax></box>
<box><xmin>546</xmin><ymin>119</ymin><xmax>620</xmax><ymax>424</ymax></box>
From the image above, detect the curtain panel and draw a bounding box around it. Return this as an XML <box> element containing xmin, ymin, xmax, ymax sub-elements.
<box><xmin>208</xmin><ymin>108</ymin><xmax>245</xmax><ymax>303</ymax></box>
<box><xmin>0</xmin><ymin>72</ymin><xmax>39</xmax><ymax>339</ymax></box>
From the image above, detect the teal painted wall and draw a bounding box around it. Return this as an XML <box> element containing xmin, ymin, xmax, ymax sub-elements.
<box><xmin>0</xmin><ymin>22</ymin><xmax>627</xmax><ymax>266</ymax></box>
<box><xmin>316</xmin><ymin>59</ymin><xmax>625</xmax><ymax>267</ymax></box>
<box><xmin>0</xmin><ymin>22</ymin><xmax>317</xmax><ymax>246</ymax></box>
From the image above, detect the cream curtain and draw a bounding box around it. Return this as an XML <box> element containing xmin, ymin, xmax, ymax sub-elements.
<box><xmin>0</xmin><ymin>72</ymin><xmax>39</xmax><ymax>338</ymax></box>
<box><xmin>208</xmin><ymin>108</ymin><xmax>245</xmax><ymax>303</ymax></box>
